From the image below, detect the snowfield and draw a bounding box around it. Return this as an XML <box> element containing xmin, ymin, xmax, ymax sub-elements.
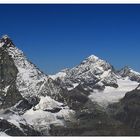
<box><xmin>89</xmin><ymin>77</ymin><xmax>139</xmax><ymax>107</ymax></box>
<box><xmin>23</xmin><ymin>106</ymin><xmax>75</xmax><ymax>135</ymax></box>
<box><xmin>22</xmin><ymin>96</ymin><xmax>75</xmax><ymax>135</ymax></box>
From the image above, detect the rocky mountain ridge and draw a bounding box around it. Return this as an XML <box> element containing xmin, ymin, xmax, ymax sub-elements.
<box><xmin>0</xmin><ymin>35</ymin><xmax>140</xmax><ymax>136</ymax></box>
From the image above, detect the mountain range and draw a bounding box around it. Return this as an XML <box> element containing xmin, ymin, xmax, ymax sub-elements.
<box><xmin>0</xmin><ymin>35</ymin><xmax>140</xmax><ymax>136</ymax></box>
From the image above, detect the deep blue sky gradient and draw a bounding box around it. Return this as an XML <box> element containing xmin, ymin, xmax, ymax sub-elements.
<box><xmin>0</xmin><ymin>4</ymin><xmax>140</xmax><ymax>74</ymax></box>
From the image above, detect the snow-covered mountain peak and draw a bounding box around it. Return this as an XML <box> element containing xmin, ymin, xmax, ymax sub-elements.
<box><xmin>86</xmin><ymin>54</ymin><xmax>99</xmax><ymax>61</ymax></box>
<box><xmin>2</xmin><ymin>34</ymin><xmax>10</xmax><ymax>39</ymax></box>
<box><xmin>81</xmin><ymin>54</ymin><xmax>99</xmax><ymax>64</ymax></box>
<box><xmin>51</xmin><ymin>54</ymin><xmax>118</xmax><ymax>91</ymax></box>
<box><xmin>0</xmin><ymin>35</ymin><xmax>66</xmax><ymax>100</ymax></box>
<box><xmin>81</xmin><ymin>54</ymin><xmax>111</xmax><ymax>70</ymax></box>
<box><xmin>0</xmin><ymin>35</ymin><xmax>14</xmax><ymax>48</ymax></box>
<box><xmin>78</xmin><ymin>54</ymin><xmax>113</xmax><ymax>75</ymax></box>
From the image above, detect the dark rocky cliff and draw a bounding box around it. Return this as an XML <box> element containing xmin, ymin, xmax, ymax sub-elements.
<box><xmin>0</xmin><ymin>44</ymin><xmax>23</xmax><ymax>109</ymax></box>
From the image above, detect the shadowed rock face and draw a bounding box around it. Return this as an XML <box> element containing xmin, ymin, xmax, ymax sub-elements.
<box><xmin>0</xmin><ymin>119</ymin><xmax>41</xmax><ymax>136</ymax></box>
<box><xmin>49</xmin><ymin>101</ymin><xmax>135</xmax><ymax>136</ymax></box>
<box><xmin>108</xmin><ymin>87</ymin><xmax>140</xmax><ymax>134</ymax></box>
<box><xmin>0</xmin><ymin>47</ymin><xmax>18</xmax><ymax>88</ymax></box>
<box><xmin>0</xmin><ymin>119</ymin><xmax>25</xmax><ymax>136</ymax></box>
<box><xmin>0</xmin><ymin>42</ymin><xmax>23</xmax><ymax>109</ymax></box>
<box><xmin>2</xmin><ymin>82</ymin><xmax>23</xmax><ymax>108</ymax></box>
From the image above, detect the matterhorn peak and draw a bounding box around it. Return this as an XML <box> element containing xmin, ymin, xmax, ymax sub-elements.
<box><xmin>2</xmin><ymin>34</ymin><xmax>10</xmax><ymax>39</ymax></box>
<box><xmin>0</xmin><ymin>34</ymin><xmax>14</xmax><ymax>48</ymax></box>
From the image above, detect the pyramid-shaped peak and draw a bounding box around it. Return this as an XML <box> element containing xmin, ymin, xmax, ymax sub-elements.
<box><xmin>2</xmin><ymin>34</ymin><xmax>10</xmax><ymax>39</ymax></box>
<box><xmin>0</xmin><ymin>34</ymin><xmax>14</xmax><ymax>48</ymax></box>
<box><xmin>82</xmin><ymin>55</ymin><xmax>100</xmax><ymax>64</ymax></box>
<box><xmin>80</xmin><ymin>54</ymin><xmax>104</xmax><ymax>65</ymax></box>
<box><xmin>80</xmin><ymin>54</ymin><xmax>112</xmax><ymax>71</ymax></box>
<box><xmin>87</xmin><ymin>55</ymin><xmax>99</xmax><ymax>61</ymax></box>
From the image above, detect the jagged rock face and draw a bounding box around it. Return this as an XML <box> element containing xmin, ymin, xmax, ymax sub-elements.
<box><xmin>119</xmin><ymin>66</ymin><xmax>140</xmax><ymax>82</ymax></box>
<box><xmin>58</xmin><ymin>85</ymin><xmax>90</xmax><ymax>110</ymax></box>
<box><xmin>0</xmin><ymin>119</ymin><xmax>25</xmax><ymax>136</ymax></box>
<box><xmin>2</xmin><ymin>83</ymin><xmax>23</xmax><ymax>109</ymax></box>
<box><xmin>0</xmin><ymin>119</ymin><xmax>41</xmax><ymax>136</ymax></box>
<box><xmin>0</xmin><ymin>47</ymin><xmax>18</xmax><ymax>88</ymax></box>
<box><xmin>0</xmin><ymin>46</ymin><xmax>23</xmax><ymax>108</ymax></box>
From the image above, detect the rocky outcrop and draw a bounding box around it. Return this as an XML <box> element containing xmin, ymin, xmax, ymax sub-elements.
<box><xmin>108</xmin><ymin>85</ymin><xmax>140</xmax><ymax>134</ymax></box>
<box><xmin>119</xmin><ymin>66</ymin><xmax>140</xmax><ymax>82</ymax></box>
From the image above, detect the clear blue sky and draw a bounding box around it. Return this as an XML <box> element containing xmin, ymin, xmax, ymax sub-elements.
<box><xmin>0</xmin><ymin>4</ymin><xmax>140</xmax><ymax>74</ymax></box>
